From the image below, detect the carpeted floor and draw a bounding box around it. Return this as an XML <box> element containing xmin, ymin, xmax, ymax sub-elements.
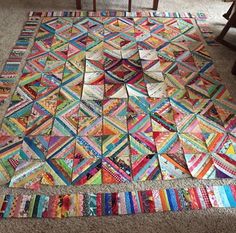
<box><xmin>0</xmin><ymin>0</ymin><xmax>236</xmax><ymax>233</ymax></box>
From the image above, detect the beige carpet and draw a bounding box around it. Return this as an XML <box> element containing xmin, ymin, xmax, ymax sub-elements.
<box><xmin>0</xmin><ymin>0</ymin><xmax>236</xmax><ymax>232</ymax></box>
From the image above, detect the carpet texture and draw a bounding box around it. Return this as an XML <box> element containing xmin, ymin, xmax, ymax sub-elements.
<box><xmin>0</xmin><ymin>0</ymin><xmax>236</xmax><ymax>233</ymax></box>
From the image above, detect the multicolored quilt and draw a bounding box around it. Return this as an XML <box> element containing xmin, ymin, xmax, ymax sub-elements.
<box><xmin>0</xmin><ymin>11</ymin><xmax>235</xmax><ymax>198</ymax></box>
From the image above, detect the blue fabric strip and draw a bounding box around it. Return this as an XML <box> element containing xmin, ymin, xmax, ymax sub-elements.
<box><xmin>224</xmin><ymin>185</ymin><xmax>236</xmax><ymax>208</ymax></box>
<box><xmin>167</xmin><ymin>189</ymin><xmax>178</xmax><ymax>212</ymax></box>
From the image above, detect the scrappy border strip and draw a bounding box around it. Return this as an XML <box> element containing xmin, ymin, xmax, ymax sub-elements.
<box><xmin>29</xmin><ymin>11</ymin><xmax>193</xmax><ymax>17</ymax></box>
<box><xmin>0</xmin><ymin>16</ymin><xmax>41</xmax><ymax>106</ymax></box>
<box><xmin>0</xmin><ymin>185</ymin><xmax>235</xmax><ymax>218</ymax></box>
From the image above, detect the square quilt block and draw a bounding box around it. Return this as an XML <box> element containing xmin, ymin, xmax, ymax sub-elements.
<box><xmin>127</xmin><ymin>114</ymin><xmax>152</xmax><ymax>133</ymax></box>
<box><xmin>77</xmin><ymin>117</ymin><xmax>103</xmax><ymax>136</ymax></box>
<box><xmin>127</xmin><ymin>96</ymin><xmax>150</xmax><ymax>114</ymax></box>
<box><xmin>26</xmin><ymin>102</ymin><xmax>54</xmax><ymax>136</ymax></box>
<box><xmin>149</xmin><ymin>98</ymin><xmax>177</xmax><ymax>132</ymax></box>
<box><xmin>62</xmin><ymin>62</ymin><xmax>84</xmax><ymax>86</ymax></box>
<box><xmin>212</xmin><ymin>153</ymin><xmax>236</xmax><ymax>179</ymax></box>
<box><xmin>102</xmin><ymin>134</ymin><xmax>130</xmax><ymax>158</ymax></box>
<box><xmin>42</xmin><ymin>159</ymin><xmax>73</xmax><ymax>186</ymax></box>
<box><xmin>146</xmin><ymin>82</ymin><xmax>167</xmax><ymax>98</ymax></box>
<box><xmin>20</xmin><ymin>136</ymin><xmax>50</xmax><ymax>160</ymax></box>
<box><xmin>72</xmin><ymin>158</ymin><xmax>102</xmax><ymax>185</ymax></box>
<box><xmin>9</xmin><ymin>160</ymin><xmax>45</xmax><ymax>189</ymax></box>
<box><xmin>126</xmin><ymin>82</ymin><xmax>148</xmax><ymax>97</ymax></box>
<box><xmin>0</xmin><ymin>136</ymin><xmax>24</xmax><ymax>162</ymax></box>
<box><xmin>103</xmin><ymin>116</ymin><xmax>128</xmax><ymax>135</ymax></box>
<box><xmin>185</xmin><ymin>153</ymin><xmax>216</xmax><ymax>179</ymax></box>
<box><xmin>102</xmin><ymin>154</ymin><xmax>132</xmax><ymax>184</ymax></box>
<box><xmin>154</xmin><ymin>132</ymin><xmax>183</xmax><ymax>154</ymax></box>
<box><xmin>179</xmin><ymin>133</ymin><xmax>209</xmax><ymax>154</ymax></box>
<box><xmin>83</xmin><ymin>72</ymin><xmax>105</xmax><ymax>84</ymax></box>
<box><xmin>82</xmin><ymin>84</ymin><xmax>104</xmax><ymax>100</ymax></box>
<box><xmin>75</xmin><ymin>136</ymin><xmax>102</xmax><ymax>159</ymax></box>
<box><xmin>18</xmin><ymin>73</ymin><xmax>42</xmax><ymax>101</ymax></box>
<box><xmin>46</xmin><ymin>136</ymin><xmax>76</xmax><ymax>159</ymax></box>
<box><xmin>158</xmin><ymin>153</ymin><xmax>191</xmax><ymax>180</ymax></box>
<box><xmin>103</xmin><ymin>98</ymin><xmax>127</xmax><ymax>116</ymax></box>
<box><xmin>1</xmin><ymin>101</ymin><xmax>33</xmax><ymax>136</ymax></box>
<box><xmin>79</xmin><ymin>100</ymin><xmax>102</xmax><ymax>117</ymax></box>
<box><xmin>129</xmin><ymin>132</ymin><xmax>157</xmax><ymax>155</ymax></box>
<box><xmin>52</xmin><ymin>101</ymin><xmax>80</xmax><ymax>136</ymax></box>
<box><xmin>131</xmin><ymin>154</ymin><xmax>162</xmax><ymax>181</ymax></box>
<box><xmin>104</xmin><ymin>84</ymin><xmax>128</xmax><ymax>98</ymax></box>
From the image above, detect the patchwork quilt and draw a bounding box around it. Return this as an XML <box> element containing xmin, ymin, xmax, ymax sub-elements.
<box><xmin>0</xmin><ymin>12</ymin><xmax>235</xmax><ymax>191</ymax></box>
